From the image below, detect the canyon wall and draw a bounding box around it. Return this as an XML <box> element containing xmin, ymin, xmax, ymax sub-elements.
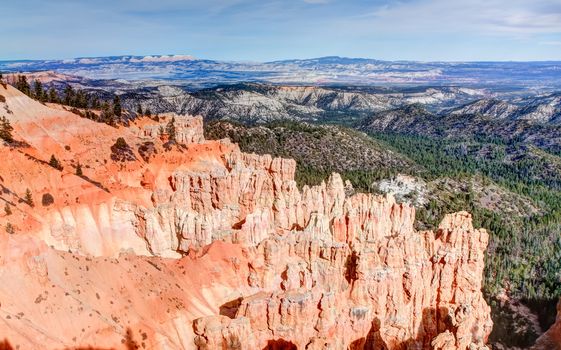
<box><xmin>533</xmin><ymin>300</ymin><xmax>561</xmax><ymax>350</ymax></box>
<box><xmin>0</xmin><ymin>84</ymin><xmax>493</xmax><ymax>349</ymax></box>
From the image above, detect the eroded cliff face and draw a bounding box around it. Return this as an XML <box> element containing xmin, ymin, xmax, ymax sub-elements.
<box><xmin>192</xmin><ymin>209</ymin><xmax>491</xmax><ymax>350</ymax></box>
<box><xmin>533</xmin><ymin>300</ymin><xmax>561</xmax><ymax>350</ymax></box>
<box><xmin>0</xmin><ymin>84</ymin><xmax>492</xmax><ymax>349</ymax></box>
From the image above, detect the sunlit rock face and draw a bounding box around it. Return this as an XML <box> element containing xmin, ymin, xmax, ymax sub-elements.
<box><xmin>193</xmin><ymin>210</ymin><xmax>492</xmax><ymax>350</ymax></box>
<box><xmin>0</xmin><ymin>84</ymin><xmax>491</xmax><ymax>349</ymax></box>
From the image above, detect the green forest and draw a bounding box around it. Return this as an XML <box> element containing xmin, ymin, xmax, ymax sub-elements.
<box><xmin>370</xmin><ymin>133</ymin><xmax>561</xmax><ymax>301</ymax></box>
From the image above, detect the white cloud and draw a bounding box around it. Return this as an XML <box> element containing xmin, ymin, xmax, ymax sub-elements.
<box><xmin>352</xmin><ymin>0</ymin><xmax>561</xmax><ymax>36</ymax></box>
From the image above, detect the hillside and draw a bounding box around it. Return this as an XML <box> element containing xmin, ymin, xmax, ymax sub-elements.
<box><xmin>204</xmin><ymin>120</ymin><xmax>415</xmax><ymax>189</ymax></box>
<box><xmin>448</xmin><ymin>94</ymin><xmax>561</xmax><ymax>123</ymax></box>
<box><xmin>0</xmin><ymin>81</ymin><xmax>498</xmax><ymax>349</ymax></box>
<box><xmin>359</xmin><ymin>103</ymin><xmax>561</xmax><ymax>155</ymax></box>
<box><xmin>5</xmin><ymin>72</ymin><xmax>497</xmax><ymax>125</ymax></box>
<box><xmin>116</xmin><ymin>84</ymin><xmax>492</xmax><ymax>124</ymax></box>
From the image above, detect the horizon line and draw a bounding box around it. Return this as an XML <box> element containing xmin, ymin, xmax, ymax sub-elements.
<box><xmin>2</xmin><ymin>54</ymin><xmax>561</xmax><ymax>65</ymax></box>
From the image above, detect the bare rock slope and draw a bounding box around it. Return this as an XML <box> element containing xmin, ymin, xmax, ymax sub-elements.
<box><xmin>0</xmin><ymin>84</ymin><xmax>494</xmax><ymax>349</ymax></box>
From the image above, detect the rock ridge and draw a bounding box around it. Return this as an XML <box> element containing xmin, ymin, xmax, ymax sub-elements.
<box><xmin>0</xmin><ymin>84</ymin><xmax>493</xmax><ymax>349</ymax></box>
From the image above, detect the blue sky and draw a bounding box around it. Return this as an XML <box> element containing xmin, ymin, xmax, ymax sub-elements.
<box><xmin>1</xmin><ymin>0</ymin><xmax>561</xmax><ymax>61</ymax></box>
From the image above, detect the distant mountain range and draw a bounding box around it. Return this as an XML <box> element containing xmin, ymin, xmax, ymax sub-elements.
<box><xmin>2</xmin><ymin>55</ymin><xmax>561</xmax><ymax>90</ymax></box>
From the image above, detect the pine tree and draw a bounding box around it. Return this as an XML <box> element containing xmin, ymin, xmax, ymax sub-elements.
<box><xmin>166</xmin><ymin>116</ymin><xmax>177</xmax><ymax>143</ymax></box>
<box><xmin>113</xmin><ymin>95</ymin><xmax>122</xmax><ymax>117</ymax></box>
<box><xmin>63</xmin><ymin>85</ymin><xmax>74</xmax><ymax>106</ymax></box>
<box><xmin>91</xmin><ymin>97</ymin><xmax>100</xmax><ymax>109</ymax></box>
<box><xmin>0</xmin><ymin>116</ymin><xmax>14</xmax><ymax>143</ymax></box>
<box><xmin>48</xmin><ymin>87</ymin><xmax>59</xmax><ymax>103</ymax></box>
<box><xmin>114</xmin><ymin>137</ymin><xmax>128</xmax><ymax>150</ymax></box>
<box><xmin>136</xmin><ymin>104</ymin><xmax>143</xmax><ymax>116</ymax></box>
<box><xmin>101</xmin><ymin>101</ymin><xmax>115</xmax><ymax>126</ymax></box>
<box><xmin>33</xmin><ymin>80</ymin><xmax>45</xmax><ymax>101</ymax></box>
<box><xmin>76</xmin><ymin>162</ymin><xmax>83</xmax><ymax>176</ymax></box>
<box><xmin>145</xmin><ymin>108</ymin><xmax>152</xmax><ymax>117</ymax></box>
<box><xmin>75</xmin><ymin>89</ymin><xmax>88</xmax><ymax>108</ymax></box>
<box><xmin>16</xmin><ymin>75</ymin><xmax>30</xmax><ymax>95</ymax></box>
<box><xmin>49</xmin><ymin>154</ymin><xmax>62</xmax><ymax>170</ymax></box>
<box><xmin>4</xmin><ymin>202</ymin><xmax>12</xmax><ymax>216</ymax></box>
<box><xmin>24</xmin><ymin>188</ymin><xmax>34</xmax><ymax>207</ymax></box>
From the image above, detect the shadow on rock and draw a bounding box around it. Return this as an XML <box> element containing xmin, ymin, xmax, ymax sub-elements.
<box><xmin>219</xmin><ymin>297</ymin><xmax>243</xmax><ymax>319</ymax></box>
<box><xmin>262</xmin><ymin>339</ymin><xmax>297</xmax><ymax>350</ymax></box>
<box><xmin>350</xmin><ymin>306</ymin><xmax>455</xmax><ymax>350</ymax></box>
<box><xmin>0</xmin><ymin>327</ymin><xmax>140</xmax><ymax>350</ymax></box>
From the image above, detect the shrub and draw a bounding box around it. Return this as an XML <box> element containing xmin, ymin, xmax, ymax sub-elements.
<box><xmin>114</xmin><ymin>137</ymin><xmax>128</xmax><ymax>150</ymax></box>
<box><xmin>41</xmin><ymin>193</ymin><xmax>54</xmax><ymax>206</ymax></box>
<box><xmin>49</xmin><ymin>154</ymin><xmax>63</xmax><ymax>170</ymax></box>
<box><xmin>111</xmin><ymin>137</ymin><xmax>136</xmax><ymax>162</ymax></box>
<box><xmin>138</xmin><ymin>141</ymin><xmax>156</xmax><ymax>162</ymax></box>
<box><xmin>4</xmin><ymin>203</ymin><xmax>11</xmax><ymax>216</ymax></box>
<box><xmin>5</xmin><ymin>223</ymin><xmax>15</xmax><ymax>235</ymax></box>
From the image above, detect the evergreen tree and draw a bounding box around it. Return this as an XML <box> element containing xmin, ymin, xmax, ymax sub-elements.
<box><xmin>4</xmin><ymin>203</ymin><xmax>12</xmax><ymax>216</ymax></box>
<box><xmin>16</xmin><ymin>75</ymin><xmax>30</xmax><ymax>95</ymax></box>
<box><xmin>75</xmin><ymin>89</ymin><xmax>88</xmax><ymax>108</ymax></box>
<box><xmin>48</xmin><ymin>87</ymin><xmax>59</xmax><ymax>103</ymax></box>
<box><xmin>49</xmin><ymin>154</ymin><xmax>62</xmax><ymax>170</ymax></box>
<box><xmin>136</xmin><ymin>104</ymin><xmax>143</xmax><ymax>116</ymax></box>
<box><xmin>33</xmin><ymin>80</ymin><xmax>45</xmax><ymax>101</ymax></box>
<box><xmin>0</xmin><ymin>116</ymin><xmax>14</xmax><ymax>143</ymax></box>
<box><xmin>114</xmin><ymin>137</ymin><xmax>128</xmax><ymax>150</ymax></box>
<box><xmin>166</xmin><ymin>116</ymin><xmax>177</xmax><ymax>143</ymax></box>
<box><xmin>91</xmin><ymin>96</ymin><xmax>100</xmax><ymax>109</ymax></box>
<box><xmin>101</xmin><ymin>101</ymin><xmax>115</xmax><ymax>126</ymax></box>
<box><xmin>113</xmin><ymin>95</ymin><xmax>122</xmax><ymax>117</ymax></box>
<box><xmin>76</xmin><ymin>162</ymin><xmax>83</xmax><ymax>176</ymax></box>
<box><xmin>145</xmin><ymin>108</ymin><xmax>152</xmax><ymax>117</ymax></box>
<box><xmin>24</xmin><ymin>189</ymin><xmax>34</xmax><ymax>207</ymax></box>
<box><xmin>5</xmin><ymin>223</ymin><xmax>15</xmax><ymax>235</ymax></box>
<box><xmin>63</xmin><ymin>85</ymin><xmax>74</xmax><ymax>106</ymax></box>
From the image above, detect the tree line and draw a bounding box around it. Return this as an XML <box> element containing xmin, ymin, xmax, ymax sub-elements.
<box><xmin>9</xmin><ymin>74</ymin><xmax>128</xmax><ymax>126</ymax></box>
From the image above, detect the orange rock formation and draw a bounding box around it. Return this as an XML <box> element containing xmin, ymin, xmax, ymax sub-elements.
<box><xmin>533</xmin><ymin>300</ymin><xmax>561</xmax><ymax>350</ymax></box>
<box><xmin>0</xmin><ymin>84</ymin><xmax>492</xmax><ymax>349</ymax></box>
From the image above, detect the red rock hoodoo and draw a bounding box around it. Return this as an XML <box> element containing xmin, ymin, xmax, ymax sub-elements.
<box><xmin>0</xmin><ymin>84</ymin><xmax>492</xmax><ymax>349</ymax></box>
